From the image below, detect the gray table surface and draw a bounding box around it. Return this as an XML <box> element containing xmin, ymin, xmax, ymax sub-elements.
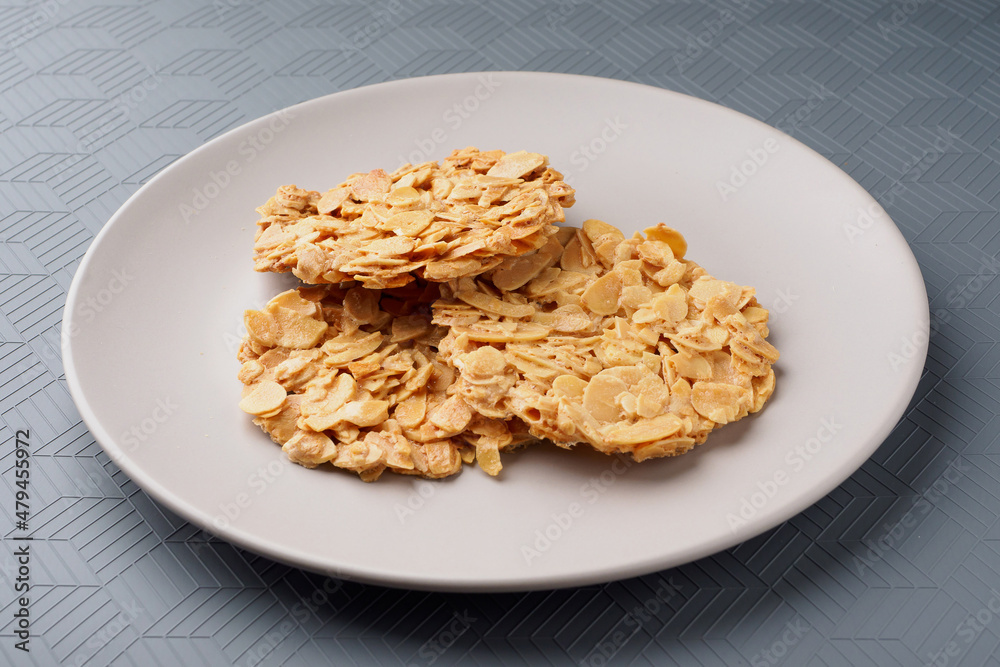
<box><xmin>2</xmin><ymin>0</ymin><xmax>999</xmax><ymax>665</ymax></box>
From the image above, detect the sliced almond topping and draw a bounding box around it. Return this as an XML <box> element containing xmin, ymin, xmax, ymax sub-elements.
<box><xmin>270</xmin><ymin>306</ymin><xmax>328</xmax><ymax>349</ymax></box>
<box><xmin>350</xmin><ymin>169</ymin><xmax>392</xmax><ymax>201</ymax></box>
<box><xmin>476</xmin><ymin>440</ymin><xmax>502</xmax><ymax>476</ymax></box>
<box><xmin>244</xmin><ymin>165</ymin><xmax>777</xmax><ymax>479</ymax></box>
<box><xmin>464</xmin><ymin>345</ymin><xmax>507</xmax><ymax>377</ymax></box>
<box><xmin>429</xmin><ymin>396</ymin><xmax>472</xmax><ymax>434</ymax></box>
<box><xmin>339</xmin><ymin>400</ymin><xmax>389</xmax><ymax>427</ymax></box>
<box><xmin>486</xmin><ymin>150</ymin><xmax>545</xmax><ymax>179</ymax></box>
<box><xmin>644</xmin><ymin>224</ymin><xmax>687</xmax><ymax>258</ymax></box>
<box><xmin>385</xmin><ymin>185</ymin><xmax>421</xmax><ymax>207</ymax></box>
<box><xmin>344</xmin><ymin>287</ymin><xmax>380</xmax><ymax>324</ymax></box>
<box><xmin>455</xmin><ymin>288</ymin><xmax>535</xmax><ymax>318</ymax></box>
<box><xmin>602</xmin><ymin>414</ymin><xmax>683</xmax><ymax>446</ymax></box>
<box><xmin>580</xmin><ymin>271</ymin><xmax>622</xmax><ymax>316</ymax></box>
<box><xmin>239</xmin><ymin>381</ymin><xmax>287</xmax><ymax>416</ymax></box>
<box><xmin>382</xmin><ymin>210</ymin><xmax>434</xmax><ymax>236</ymax></box>
<box><xmin>583</xmin><ymin>374</ymin><xmax>628</xmax><ymax>423</ymax></box>
<box><xmin>317</xmin><ymin>187</ymin><xmax>350</xmax><ymax>215</ymax></box>
<box><xmin>691</xmin><ymin>382</ymin><xmax>748</xmax><ymax>424</ymax></box>
<box><xmin>553</xmin><ymin>374</ymin><xmax>588</xmax><ymax>398</ymax></box>
<box><xmin>283</xmin><ymin>430</ymin><xmax>337</xmax><ymax>468</ymax></box>
<box><xmin>244</xmin><ymin>309</ymin><xmax>279</xmax><ymax>347</ymax></box>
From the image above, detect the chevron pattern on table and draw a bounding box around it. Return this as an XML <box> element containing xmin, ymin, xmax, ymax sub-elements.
<box><xmin>1</xmin><ymin>0</ymin><xmax>999</xmax><ymax>665</ymax></box>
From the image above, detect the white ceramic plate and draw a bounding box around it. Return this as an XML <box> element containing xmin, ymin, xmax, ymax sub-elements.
<box><xmin>63</xmin><ymin>72</ymin><xmax>928</xmax><ymax>591</ymax></box>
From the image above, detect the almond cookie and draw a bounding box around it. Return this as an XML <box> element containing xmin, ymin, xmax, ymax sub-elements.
<box><xmin>237</xmin><ymin>283</ymin><xmax>527</xmax><ymax>481</ymax></box>
<box><xmin>252</xmin><ymin>147</ymin><xmax>575</xmax><ymax>289</ymax></box>
<box><xmin>432</xmin><ymin>220</ymin><xmax>779</xmax><ymax>462</ymax></box>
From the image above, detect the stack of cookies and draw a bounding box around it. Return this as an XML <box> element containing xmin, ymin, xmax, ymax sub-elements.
<box><xmin>237</xmin><ymin>148</ymin><xmax>778</xmax><ymax>482</ymax></box>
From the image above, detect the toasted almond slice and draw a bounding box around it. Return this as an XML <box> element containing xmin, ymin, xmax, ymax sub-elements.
<box><xmin>581</xmin><ymin>271</ymin><xmax>622</xmax><ymax>316</ymax></box>
<box><xmin>363</xmin><ymin>235</ymin><xmax>417</xmax><ymax>256</ymax></box>
<box><xmin>385</xmin><ymin>185</ymin><xmax>421</xmax><ymax>207</ymax></box>
<box><xmin>486</xmin><ymin>150</ymin><xmax>545</xmax><ymax>178</ymax></box>
<box><xmin>582</xmin><ymin>219</ymin><xmax>624</xmax><ymax>245</ymax></box>
<box><xmin>423</xmin><ymin>258</ymin><xmax>482</xmax><ymax>281</ymax></box>
<box><xmin>244</xmin><ymin>309</ymin><xmax>279</xmax><ymax>347</ymax></box>
<box><xmin>583</xmin><ymin>374</ymin><xmax>628</xmax><ymax>423</ymax></box>
<box><xmin>633</xmin><ymin>436</ymin><xmax>696</xmax><ymax>462</ymax></box>
<box><xmin>344</xmin><ymin>286</ymin><xmax>380</xmax><ymax>324</ymax></box>
<box><xmin>394</xmin><ymin>391</ymin><xmax>427</xmax><ymax>429</ymax></box>
<box><xmin>429</xmin><ymin>396</ymin><xmax>472</xmax><ymax>434</ymax></box>
<box><xmin>339</xmin><ymin>400</ymin><xmax>389</xmax><ymax>427</ymax></box>
<box><xmin>691</xmin><ymin>382</ymin><xmax>748</xmax><ymax>424</ymax></box>
<box><xmin>239</xmin><ymin>381</ymin><xmax>286</xmax><ymax>416</ymax></box>
<box><xmin>455</xmin><ymin>288</ymin><xmax>535</xmax><ymax>318</ymax></box>
<box><xmin>602</xmin><ymin>414</ymin><xmax>683</xmax><ymax>446</ymax></box>
<box><xmin>670</xmin><ymin>352</ymin><xmax>712</xmax><ymax>380</ymax></box>
<box><xmin>644</xmin><ymin>224</ymin><xmax>687</xmax><ymax>259</ymax></box>
<box><xmin>382</xmin><ymin>210</ymin><xmax>434</xmax><ymax>236</ymax></box>
<box><xmin>463</xmin><ymin>345</ymin><xmax>507</xmax><ymax>376</ymax></box>
<box><xmin>476</xmin><ymin>439</ymin><xmax>502</xmax><ymax>476</ymax></box>
<box><xmin>459</xmin><ymin>322</ymin><xmax>550</xmax><ymax>342</ymax></box>
<box><xmin>491</xmin><ymin>236</ymin><xmax>563</xmax><ymax>291</ymax></box>
<box><xmin>350</xmin><ymin>169</ymin><xmax>392</xmax><ymax>201</ymax></box>
<box><xmin>553</xmin><ymin>374</ymin><xmax>587</xmax><ymax>398</ymax></box>
<box><xmin>282</xmin><ymin>430</ymin><xmax>337</xmax><ymax>468</ymax></box>
<box><xmin>317</xmin><ymin>187</ymin><xmax>350</xmax><ymax>214</ymax></box>
<box><xmin>270</xmin><ymin>306</ymin><xmax>328</xmax><ymax>349</ymax></box>
<box><xmin>269</xmin><ymin>289</ymin><xmax>319</xmax><ymax>317</ymax></box>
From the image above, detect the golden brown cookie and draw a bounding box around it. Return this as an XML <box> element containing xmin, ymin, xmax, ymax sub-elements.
<box><xmin>252</xmin><ymin>147</ymin><xmax>575</xmax><ymax>289</ymax></box>
<box><xmin>237</xmin><ymin>283</ymin><xmax>527</xmax><ymax>481</ymax></box>
<box><xmin>432</xmin><ymin>220</ymin><xmax>779</xmax><ymax>462</ymax></box>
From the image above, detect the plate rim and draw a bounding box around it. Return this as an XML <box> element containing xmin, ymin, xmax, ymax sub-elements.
<box><xmin>62</xmin><ymin>70</ymin><xmax>930</xmax><ymax>592</ymax></box>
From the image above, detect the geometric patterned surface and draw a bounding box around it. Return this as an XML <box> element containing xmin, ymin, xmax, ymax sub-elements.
<box><xmin>2</xmin><ymin>0</ymin><xmax>1000</xmax><ymax>665</ymax></box>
